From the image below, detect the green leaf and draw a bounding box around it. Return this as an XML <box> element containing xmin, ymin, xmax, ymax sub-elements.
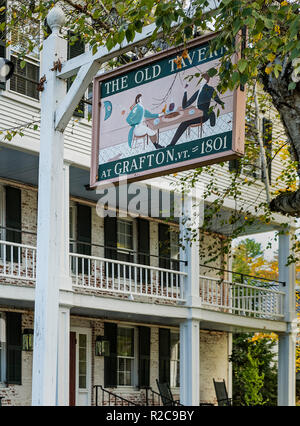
<box><xmin>288</xmin><ymin>82</ymin><xmax>296</xmax><ymax>91</ymax></box>
<box><xmin>207</xmin><ymin>67</ymin><xmax>218</xmax><ymax>77</ymax></box>
<box><xmin>237</xmin><ymin>59</ymin><xmax>247</xmax><ymax>73</ymax></box>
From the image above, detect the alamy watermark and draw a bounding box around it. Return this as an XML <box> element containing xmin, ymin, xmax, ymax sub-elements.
<box><xmin>95</xmin><ymin>175</ymin><xmax>204</xmax><ymax>228</ymax></box>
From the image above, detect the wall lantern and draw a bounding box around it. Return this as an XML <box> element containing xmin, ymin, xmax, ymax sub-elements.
<box><xmin>95</xmin><ymin>336</ymin><xmax>110</xmax><ymax>357</ymax></box>
<box><xmin>0</xmin><ymin>58</ymin><xmax>14</xmax><ymax>83</ymax></box>
<box><xmin>22</xmin><ymin>329</ymin><xmax>34</xmax><ymax>351</ymax></box>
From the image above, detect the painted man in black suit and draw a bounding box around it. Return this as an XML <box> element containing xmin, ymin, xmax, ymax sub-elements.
<box><xmin>168</xmin><ymin>73</ymin><xmax>224</xmax><ymax>146</ymax></box>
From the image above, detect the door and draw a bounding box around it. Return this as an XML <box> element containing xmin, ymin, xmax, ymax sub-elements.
<box><xmin>69</xmin><ymin>328</ymin><xmax>92</xmax><ymax>406</ymax></box>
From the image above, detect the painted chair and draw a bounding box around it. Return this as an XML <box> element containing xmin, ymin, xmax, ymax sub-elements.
<box><xmin>213</xmin><ymin>379</ymin><xmax>232</xmax><ymax>406</ymax></box>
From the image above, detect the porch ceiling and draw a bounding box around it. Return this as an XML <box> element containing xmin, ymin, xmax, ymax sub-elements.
<box><xmin>0</xmin><ymin>146</ymin><xmax>289</xmax><ymax>235</ymax></box>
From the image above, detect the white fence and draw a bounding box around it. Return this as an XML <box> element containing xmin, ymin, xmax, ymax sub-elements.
<box><xmin>0</xmin><ymin>241</ymin><xmax>286</xmax><ymax>319</ymax></box>
<box><xmin>70</xmin><ymin>253</ymin><xmax>186</xmax><ymax>303</ymax></box>
<box><xmin>0</xmin><ymin>240</ymin><xmax>36</xmax><ymax>281</ymax></box>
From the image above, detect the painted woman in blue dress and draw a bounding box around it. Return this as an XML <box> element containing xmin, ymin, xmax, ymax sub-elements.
<box><xmin>126</xmin><ymin>94</ymin><xmax>163</xmax><ymax>150</ymax></box>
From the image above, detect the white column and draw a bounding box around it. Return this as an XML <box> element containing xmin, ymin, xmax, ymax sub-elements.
<box><xmin>56</xmin><ymin>160</ymin><xmax>73</xmax><ymax>405</ymax></box>
<box><xmin>179</xmin><ymin>195</ymin><xmax>201</xmax><ymax>306</ymax></box>
<box><xmin>32</xmin><ymin>7</ymin><xmax>67</xmax><ymax>406</ymax></box>
<box><xmin>277</xmin><ymin>230</ymin><xmax>297</xmax><ymax>406</ymax></box>
<box><xmin>179</xmin><ymin>194</ymin><xmax>202</xmax><ymax>405</ymax></box>
<box><xmin>60</xmin><ymin>161</ymin><xmax>73</xmax><ymax>292</ymax></box>
<box><xmin>57</xmin><ymin>306</ymin><xmax>70</xmax><ymax>405</ymax></box>
<box><xmin>180</xmin><ymin>319</ymin><xmax>200</xmax><ymax>405</ymax></box>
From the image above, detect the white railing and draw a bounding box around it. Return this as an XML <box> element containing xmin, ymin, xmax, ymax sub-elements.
<box><xmin>70</xmin><ymin>253</ymin><xmax>186</xmax><ymax>303</ymax></box>
<box><xmin>0</xmin><ymin>241</ymin><xmax>286</xmax><ymax>320</ymax></box>
<box><xmin>0</xmin><ymin>240</ymin><xmax>36</xmax><ymax>281</ymax></box>
<box><xmin>199</xmin><ymin>275</ymin><xmax>285</xmax><ymax>320</ymax></box>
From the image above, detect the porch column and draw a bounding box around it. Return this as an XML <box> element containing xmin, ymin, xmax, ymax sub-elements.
<box><xmin>180</xmin><ymin>319</ymin><xmax>200</xmax><ymax>405</ymax></box>
<box><xmin>57</xmin><ymin>161</ymin><xmax>73</xmax><ymax>405</ymax></box>
<box><xmin>179</xmin><ymin>194</ymin><xmax>202</xmax><ymax>405</ymax></box>
<box><xmin>57</xmin><ymin>306</ymin><xmax>71</xmax><ymax>405</ymax></box>
<box><xmin>60</xmin><ymin>161</ymin><xmax>73</xmax><ymax>292</ymax></box>
<box><xmin>32</xmin><ymin>7</ymin><xmax>67</xmax><ymax>406</ymax></box>
<box><xmin>277</xmin><ymin>230</ymin><xmax>297</xmax><ymax>406</ymax></box>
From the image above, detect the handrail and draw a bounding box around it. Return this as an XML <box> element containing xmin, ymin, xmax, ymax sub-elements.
<box><xmin>200</xmin><ymin>263</ymin><xmax>285</xmax><ymax>286</ymax></box>
<box><xmin>70</xmin><ymin>252</ymin><xmax>187</xmax><ymax>275</ymax></box>
<box><xmin>0</xmin><ymin>239</ymin><xmax>35</xmax><ymax>250</ymax></box>
<box><xmin>199</xmin><ymin>275</ymin><xmax>285</xmax><ymax>295</ymax></box>
<box><xmin>144</xmin><ymin>386</ymin><xmax>162</xmax><ymax>406</ymax></box>
<box><xmin>94</xmin><ymin>385</ymin><xmax>141</xmax><ymax>406</ymax></box>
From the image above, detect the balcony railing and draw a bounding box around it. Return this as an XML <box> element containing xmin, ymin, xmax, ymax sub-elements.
<box><xmin>0</xmin><ymin>239</ymin><xmax>36</xmax><ymax>281</ymax></box>
<box><xmin>0</xmin><ymin>238</ymin><xmax>286</xmax><ymax>320</ymax></box>
<box><xmin>70</xmin><ymin>252</ymin><xmax>186</xmax><ymax>303</ymax></box>
<box><xmin>199</xmin><ymin>275</ymin><xmax>285</xmax><ymax>320</ymax></box>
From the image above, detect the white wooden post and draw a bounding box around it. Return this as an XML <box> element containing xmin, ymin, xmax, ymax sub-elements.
<box><xmin>57</xmin><ymin>306</ymin><xmax>71</xmax><ymax>405</ymax></box>
<box><xmin>56</xmin><ymin>160</ymin><xmax>73</xmax><ymax>405</ymax></box>
<box><xmin>277</xmin><ymin>230</ymin><xmax>297</xmax><ymax>406</ymax></box>
<box><xmin>32</xmin><ymin>7</ymin><xmax>67</xmax><ymax>406</ymax></box>
<box><xmin>179</xmin><ymin>195</ymin><xmax>202</xmax><ymax>405</ymax></box>
<box><xmin>180</xmin><ymin>318</ymin><xmax>200</xmax><ymax>405</ymax></box>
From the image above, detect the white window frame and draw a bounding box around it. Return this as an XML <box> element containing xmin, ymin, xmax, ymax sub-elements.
<box><xmin>116</xmin><ymin>325</ymin><xmax>138</xmax><ymax>388</ymax></box>
<box><xmin>170</xmin><ymin>330</ymin><xmax>180</xmax><ymax>389</ymax></box>
<box><xmin>117</xmin><ymin>218</ymin><xmax>137</xmax><ymax>263</ymax></box>
<box><xmin>170</xmin><ymin>228</ymin><xmax>179</xmax><ymax>262</ymax></box>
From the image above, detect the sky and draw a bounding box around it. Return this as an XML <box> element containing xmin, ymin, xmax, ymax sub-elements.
<box><xmin>233</xmin><ymin>231</ymin><xmax>278</xmax><ymax>261</ymax></box>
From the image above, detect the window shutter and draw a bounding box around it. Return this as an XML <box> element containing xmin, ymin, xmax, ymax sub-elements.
<box><xmin>159</xmin><ymin>328</ymin><xmax>170</xmax><ymax>384</ymax></box>
<box><xmin>77</xmin><ymin>204</ymin><xmax>91</xmax><ymax>274</ymax></box>
<box><xmin>5</xmin><ymin>186</ymin><xmax>21</xmax><ymax>262</ymax></box>
<box><xmin>104</xmin><ymin>216</ymin><xmax>117</xmax><ymax>277</ymax></box>
<box><xmin>137</xmin><ymin>219</ymin><xmax>150</xmax><ymax>266</ymax></box>
<box><xmin>138</xmin><ymin>326</ymin><xmax>150</xmax><ymax>388</ymax></box>
<box><xmin>67</xmin><ymin>34</ymin><xmax>85</xmax><ymax>117</ymax></box>
<box><xmin>158</xmin><ymin>224</ymin><xmax>170</xmax><ymax>269</ymax></box>
<box><xmin>262</xmin><ymin>118</ymin><xmax>272</xmax><ymax>184</ymax></box>
<box><xmin>0</xmin><ymin>0</ymin><xmax>6</xmax><ymax>90</ymax></box>
<box><xmin>6</xmin><ymin>312</ymin><xmax>22</xmax><ymax>384</ymax></box>
<box><xmin>104</xmin><ymin>216</ymin><xmax>117</xmax><ymax>260</ymax></box>
<box><xmin>104</xmin><ymin>322</ymin><xmax>117</xmax><ymax>388</ymax></box>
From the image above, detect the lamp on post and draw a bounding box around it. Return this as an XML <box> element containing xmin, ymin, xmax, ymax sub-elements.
<box><xmin>95</xmin><ymin>336</ymin><xmax>110</xmax><ymax>357</ymax></box>
<box><xmin>23</xmin><ymin>329</ymin><xmax>34</xmax><ymax>351</ymax></box>
<box><xmin>0</xmin><ymin>57</ymin><xmax>14</xmax><ymax>83</ymax></box>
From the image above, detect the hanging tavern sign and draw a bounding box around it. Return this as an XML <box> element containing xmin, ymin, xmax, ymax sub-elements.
<box><xmin>90</xmin><ymin>33</ymin><xmax>245</xmax><ymax>187</ymax></box>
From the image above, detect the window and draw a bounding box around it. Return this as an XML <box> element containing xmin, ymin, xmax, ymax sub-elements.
<box><xmin>170</xmin><ymin>229</ymin><xmax>180</xmax><ymax>271</ymax></box>
<box><xmin>3</xmin><ymin>312</ymin><xmax>22</xmax><ymax>384</ymax></box>
<box><xmin>117</xmin><ymin>219</ymin><xmax>133</xmax><ymax>251</ymax></box>
<box><xmin>78</xmin><ymin>333</ymin><xmax>87</xmax><ymax>389</ymax></box>
<box><xmin>170</xmin><ymin>331</ymin><xmax>180</xmax><ymax>388</ymax></box>
<box><xmin>117</xmin><ymin>326</ymin><xmax>136</xmax><ymax>386</ymax></box>
<box><xmin>8</xmin><ymin>11</ymin><xmax>40</xmax><ymax>99</ymax></box>
<box><xmin>158</xmin><ymin>224</ymin><xmax>180</xmax><ymax>271</ymax></box>
<box><xmin>10</xmin><ymin>56</ymin><xmax>39</xmax><ymax>100</ymax></box>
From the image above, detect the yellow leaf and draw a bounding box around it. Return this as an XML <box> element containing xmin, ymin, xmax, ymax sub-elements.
<box><xmin>265</xmin><ymin>65</ymin><xmax>273</xmax><ymax>75</ymax></box>
<box><xmin>267</xmin><ymin>53</ymin><xmax>276</xmax><ymax>62</ymax></box>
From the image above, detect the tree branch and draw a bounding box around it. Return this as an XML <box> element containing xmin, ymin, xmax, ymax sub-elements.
<box><xmin>61</xmin><ymin>0</ymin><xmax>111</xmax><ymax>31</ymax></box>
